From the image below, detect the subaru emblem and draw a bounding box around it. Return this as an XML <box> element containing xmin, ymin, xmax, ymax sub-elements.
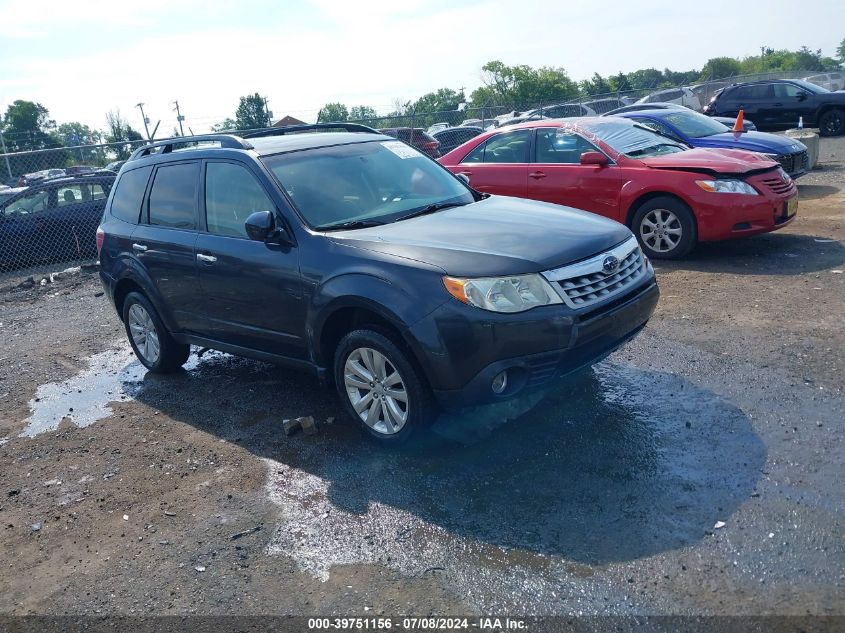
<box><xmin>602</xmin><ymin>255</ymin><xmax>619</xmax><ymax>275</ymax></box>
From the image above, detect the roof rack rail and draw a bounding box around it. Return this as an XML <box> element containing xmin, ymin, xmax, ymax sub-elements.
<box><xmin>128</xmin><ymin>134</ymin><xmax>253</xmax><ymax>161</ymax></box>
<box><xmin>242</xmin><ymin>122</ymin><xmax>379</xmax><ymax>139</ymax></box>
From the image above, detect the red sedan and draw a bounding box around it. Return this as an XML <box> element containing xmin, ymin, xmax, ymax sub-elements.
<box><xmin>439</xmin><ymin>118</ymin><xmax>798</xmax><ymax>259</ymax></box>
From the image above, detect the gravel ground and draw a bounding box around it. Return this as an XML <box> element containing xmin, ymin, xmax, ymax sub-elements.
<box><xmin>0</xmin><ymin>138</ymin><xmax>843</xmax><ymax>623</ymax></box>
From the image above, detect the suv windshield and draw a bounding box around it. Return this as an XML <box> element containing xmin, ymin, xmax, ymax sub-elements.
<box><xmin>580</xmin><ymin>120</ymin><xmax>686</xmax><ymax>157</ymax></box>
<box><xmin>791</xmin><ymin>79</ymin><xmax>829</xmax><ymax>94</ymax></box>
<box><xmin>262</xmin><ymin>140</ymin><xmax>474</xmax><ymax>230</ymax></box>
<box><xmin>662</xmin><ymin>111</ymin><xmax>730</xmax><ymax>138</ymax></box>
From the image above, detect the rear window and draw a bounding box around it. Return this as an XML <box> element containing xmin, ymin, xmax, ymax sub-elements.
<box><xmin>110</xmin><ymin>166</ymin><xmax>152</xmax><ymax>224</ymax></box>
<box><xmin>148</xmin><ymin>163</ymin><xmax>199</xmax><ymax>229</ymax></box>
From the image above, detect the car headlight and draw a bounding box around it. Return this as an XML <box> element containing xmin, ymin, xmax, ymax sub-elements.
<box><xmin>762</xmin><ymin>153</ymin><xmax>780</xmax><ymax>161</ymax></box>
<box><xmin>695</xmin><ymin>179</ymin><xmax>759</xmax><ymax>195</ymax></box>
<box><xmin>443</xmin><ymin>274</ymin><xmax>562</xmax><ymax>313</ymax></box>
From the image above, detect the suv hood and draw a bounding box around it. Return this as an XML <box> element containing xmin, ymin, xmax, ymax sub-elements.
<box><xmin>694</xmin><ymin>131</ymin><xmax>806</xmax><ymax>154</ymax></box>
<box><xmin>328</xmin><ymin>196</ymin><xmax>632</xmax><ymax>277</ymax></box>
<box><xmin>639</xmin><ymin>147</ymin><xmax>779</xmax><ymax>175</ymax></box>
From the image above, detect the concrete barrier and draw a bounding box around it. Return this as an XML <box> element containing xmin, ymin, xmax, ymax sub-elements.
<box><xmin>786</xmin><ymin>129</ymin><xmax>820</xmax><ymax>170</ymax></box>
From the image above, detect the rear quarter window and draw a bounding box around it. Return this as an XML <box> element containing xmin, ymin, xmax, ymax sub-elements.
<box><xmin>110</xmin><ymin>166</ymin><xmax>152</xmax><ymax>224</ymax></box>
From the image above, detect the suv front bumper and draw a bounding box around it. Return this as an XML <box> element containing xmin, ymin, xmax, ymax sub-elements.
<box><xmin>406</xmin><ymin>278</ymin><xmax>659</xmax><ymax>410</ymax></box>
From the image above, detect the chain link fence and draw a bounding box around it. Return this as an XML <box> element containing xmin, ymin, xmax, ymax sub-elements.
<box><xmin>0</xmin><ymin>69</ymin><xmax>828</xmax><ymax>285</ymax></box>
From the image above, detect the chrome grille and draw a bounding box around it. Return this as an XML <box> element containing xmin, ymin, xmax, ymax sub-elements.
<box><xmin>542</xmin><ymin>237</ymin><xmax>646</xmax><ymax>310</ymax></box>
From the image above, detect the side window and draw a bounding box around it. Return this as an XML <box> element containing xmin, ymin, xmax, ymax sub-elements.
<box><xmin>111</xmin><ymin>166</ymin><xmax>152</xmax><ymax>224</ymax></box>
<box><xmin>205</xmin><ymin>162</ymin><xmax>274</xmax><ymax>238</ymax></box>
<box><xmin>461</xmin><ymin>141</ymin><xmax>486</xmax><ymax>163</ymax></box>
<box><xmin>56</xmin><ymin>184</ymin><xmax>104</xmax><ymax>206</ymax></box>
<box><xmin>148</xmin><ymin>163</ymin><xmax>199</xmax><ymax>230</ymax></box>
<box><xmin>5</xmin><ymin>189</ymin><xmax>50</xmax><ymax>216</ymax></box>
<box><xmin>534</xmin><ymin>129</ymin><xmax>600</xmax><ymax>164</ymax></box>
<box><xmin>773</xmin><ymin>83</ymin><xmax>802</xmax><ymax>99</ymax></box>
<box><xmin>473</xmin><ymin>130</ymin><xmax>531</xmax><ymax>164</ymax></box>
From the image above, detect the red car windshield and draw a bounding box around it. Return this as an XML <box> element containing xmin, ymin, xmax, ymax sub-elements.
<box><xmin>580</xmin><ymin>120</ymin><xmax>686</xmax><ymax>158</ymax></box>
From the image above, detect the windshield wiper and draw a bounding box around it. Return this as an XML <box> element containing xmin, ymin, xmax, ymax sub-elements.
<box><xmin>398</xmin><ymin>201</ymin><xmax>466</xmax><ymax>221</ymax></box>
<box><xmin>315</xmin><ymin>219</ymin><xmax>386</xmax><ymax>231</ymax></box>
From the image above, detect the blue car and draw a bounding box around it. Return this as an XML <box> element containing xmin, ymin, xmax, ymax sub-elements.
<box><xmin>617</xmin><ymin>107</ymin><xmax>809</xmax><ymax>178</ymax></box>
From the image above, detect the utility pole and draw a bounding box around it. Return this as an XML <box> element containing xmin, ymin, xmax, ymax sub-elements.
<box><xmin>136</xmin><ymin>103</ymin><xmax>152</xmax><ymax>140</ymax></box>
<box><xmin>263</xmin><ymin>97</ymin><xmax>273</xmax><ymax>127</ymax></box>
<box><xmin>171</xmin><ymin>100</ymin><xmax>185</xmax><ymax>136</ymax></box>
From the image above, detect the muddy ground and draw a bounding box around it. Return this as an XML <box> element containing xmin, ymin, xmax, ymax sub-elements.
<box><xmin>0</xmin><ymin>138</ymin><xmax>843</xmax><ymax>622</ymax></box>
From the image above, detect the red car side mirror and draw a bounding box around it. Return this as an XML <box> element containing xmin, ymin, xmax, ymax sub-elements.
<box><xmin>580</xmin><ymin>151</ymin><xmax>609</xmax><ymax>166</ymax></box>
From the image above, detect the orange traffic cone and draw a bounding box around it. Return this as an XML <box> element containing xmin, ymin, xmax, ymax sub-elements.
<box><xmin>732</xmin><ymin>109</ymin><xmax>745</xmax><ymax>133</ymax></box>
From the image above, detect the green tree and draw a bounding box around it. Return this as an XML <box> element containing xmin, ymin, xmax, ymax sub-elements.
<box><xmin>470</xmin><ymin>60</ymin><xmax>578</xmax><ymax>108</ymax></box>
<box><xmin>625</xmin><ymin>68</ymin><xmax>668</xmax><ymax>90</ymax></box>
<box><xmin>57</xmin><ymin>122</ymin><xmax>104</xmax><ymax>164</ymax></box>
<box><xmin>698</xmin><ymin>57</ymin><xmax>742</xmax><ymax>80</ymax></box>
<box><xmin>410</xmin><ymin>88</ymin><xmax>465</xmax><ymax>114</ymax></box>
<box><xmin>105</xmin><ymin>110</ymin><xmax>143</xmax><ymax>160</ymax></box>
<box><xmin>234</xmin><ymin>93</ymin><xmax>270</xmax><ymax>130</ymax></box>
<box><xmin>348</xmin><ymin>105</ymin><xmax>379</xmax><ymax>125</ymax></box>
<box><xmin>838</xmin><ymin>37</ymin><xmax>845</xmax><ymax>62</ymax></box>
<box><xmin>609</xmin><ymin>72</ymin><xmax>632</xmax><ymax>93</ymax></box>
<box><xmin>317</xmin><ymin>102</ymin><xmax>349</xmax><ymax>122</ymax></box>
<box><xmin>1</xmin><ymin>100</ymin><xmax>58</xmax><ymax>152</ymax></box>
<box><xmin>580</xmin><ymin>73</ymin><xmax>611</xmax><ymax>96</ymax></box>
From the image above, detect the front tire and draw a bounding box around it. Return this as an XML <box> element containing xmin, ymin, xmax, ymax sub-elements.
<box><xmin>122</xmin><ymin>291</ymin><xmax>190</xmax><ymax>373</ymax></box>
<box><xmin>334</xmin><ymin>329</ymin><xmax>433</xmax><ymax>444</ymax></box>
<box><xmin>818</xmin><ymin>109</ymin><xmax>845</xmax><ymax>137</ymax></box>
<box><xmin>632</xmin><ymin>197</ymin><xmax>697</xmax><ymax>260</ymax></box>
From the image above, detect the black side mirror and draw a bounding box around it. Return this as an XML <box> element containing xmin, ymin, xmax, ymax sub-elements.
<box><xmin>244</xmin><ymin>210</ymin><xmax>294</xmax><ymax>246</ymax></box>
<box><xmin>797</xmin><ymin>91</ymin><xmax>808</xmax><ymax>101</ymax></box>
<box><xmin>245</xmin><ymin>210</ymin><xmax>275</xmax><ymax>241</ymax></box>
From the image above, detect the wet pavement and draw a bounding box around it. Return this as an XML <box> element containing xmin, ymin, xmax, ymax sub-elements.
<box><xmin>13</xmin><ymin>326</ymin><xmax>844</xmax><ymax>615</ymax></box>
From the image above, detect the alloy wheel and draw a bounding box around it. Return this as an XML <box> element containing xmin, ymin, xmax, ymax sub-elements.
<box><xmin>128</xmin><ymin>303</ymin><xmax>161</xmax><ymax>365</ymax></box>
<box><xmin>344</xmin><ymin>347</ymin><xmax>409</xmax><ymax>435</ymax></box>
<box><xmin>640</xmin><ymin>208</ymin><xmax>683</xmax><ymax>253</ymax></box>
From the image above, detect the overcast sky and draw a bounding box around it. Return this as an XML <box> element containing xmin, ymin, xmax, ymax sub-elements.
<box><xmin>0</xmin><ymin>0</ymin><xmax>842</xmax><ymax>135</ymax></box>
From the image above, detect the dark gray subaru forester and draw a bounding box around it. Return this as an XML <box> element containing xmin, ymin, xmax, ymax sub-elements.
<box><xmin>97</xmin><ymin>124</ymin><xmax>658</xmax><ymax>443</ymax></box>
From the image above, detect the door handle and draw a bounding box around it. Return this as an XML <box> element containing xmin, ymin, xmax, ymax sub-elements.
<box><xmin>529</xmin><ymin>171</ymin><xmax>547</xmax><ymax>179</ymax></box>
<box><xmin>132</xmin><ymin>243</ymin><xmax>147</xmax><ymax>252</ymax></box>
<box><xmin>196</xmin><ymin>253</ymin><xmax>217</xmax><ymax>264</ymax></box>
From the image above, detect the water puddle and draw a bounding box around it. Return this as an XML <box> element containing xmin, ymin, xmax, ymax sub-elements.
<box><xmin>18</xmin><ymin>342</ymin><xmax>210</xmax><ymax>438</ymax></box>
<box><xmin>19</xmin><ymin>344</ymin><xmax>145</xmax><ymax>437</ymax></box>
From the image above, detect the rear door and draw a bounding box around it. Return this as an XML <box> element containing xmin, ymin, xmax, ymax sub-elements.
<box><xmin>130</xmin><ymin>160</ymin><xmax>206</xmax><ymax>333</ymax></box>
<box><xmin>195</xmin><ymin>159</ymin><xmax>306</xmax><ymax>358</ymax></box>
<box><xmin>455</xmin><ymin>129</ymin><xmax>530</xmax><ymax>197</ymax></box>
<box><xmin>527</xmin><ymin>128</ymin><xmax>622</xmax><ymax>221</ymax></box>
<box><xmin>54</xmin><ymin>179</ymin><xmax>112</xmax><ymax>259</ymax></box>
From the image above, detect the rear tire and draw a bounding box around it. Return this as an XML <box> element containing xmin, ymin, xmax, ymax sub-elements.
<box><xmin>334</xmin><ymin>329</ymin><xmax>434</xmax><ymax>444</ymax></box>
<box><xmin>632</xmin><ymin>197</ymin><xmax>697</xmax><ymax>260</ymax></box>
<box><xmin>818</xmin><ymin>109</ymin><xmax>845</xmax><ymax>137</ymax></box>
<box><xmin>122</xmin><ymin>291</ymin><xmax>190</xmax><ymax>373</ymax></box>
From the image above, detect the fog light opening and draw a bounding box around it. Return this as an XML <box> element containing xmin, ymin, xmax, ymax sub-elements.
<box><xmin>491</xmin><ymin>370</ymin><xmax>508</xmax><ymax>394</ymax></box>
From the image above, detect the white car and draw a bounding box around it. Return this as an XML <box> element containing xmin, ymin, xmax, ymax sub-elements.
<box><xmin>637</xmin><ymin>87</ymin><xmax>702</xmax><ymax>111</ymax></box>
<box><xmin>802</xmin><ymin>72</ymin><xmax>845</xmax><ymax>92</ymax></box>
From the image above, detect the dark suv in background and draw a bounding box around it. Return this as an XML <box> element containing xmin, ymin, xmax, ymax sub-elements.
<box><xmin>97</xmin><ymin>125</ymin><xmax>658</xmax><ymax>443</ymax></box>
<box><xmin>704</xmin><ymin>79</ymin><xmax>845</xmax><ymax>136</ymax></box>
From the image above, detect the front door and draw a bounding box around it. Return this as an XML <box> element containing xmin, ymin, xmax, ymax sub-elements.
<box><xmin>527</xmin><ymin>128</ymin><xmax>622</xmax><ymax>223</ymax></box>
<box><xmin>455</xmin><ymin>129</ymin><xmax>531</xmax><ymax>198</ymax></box>
<box><xmin>195</xmin><ymin>160</ymin><xmax>306</xmax><ymax>359</ymax></box>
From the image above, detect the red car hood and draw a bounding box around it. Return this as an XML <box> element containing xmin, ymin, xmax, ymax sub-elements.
<box><xmin>639</xmin><ymin>148</ymin><xmax>779</xmax><ymax>175</ymax></box>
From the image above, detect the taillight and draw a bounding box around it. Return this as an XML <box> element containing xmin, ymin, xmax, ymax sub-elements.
<box><xmin>96</xmin><ymin>227</ymin><xmax>105</xmax><ymax>256</ymax></box>
<box><xmin>422</xmin><ymin>141</ymin><xmax>440</xmax><ymax>149</ymax></box>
